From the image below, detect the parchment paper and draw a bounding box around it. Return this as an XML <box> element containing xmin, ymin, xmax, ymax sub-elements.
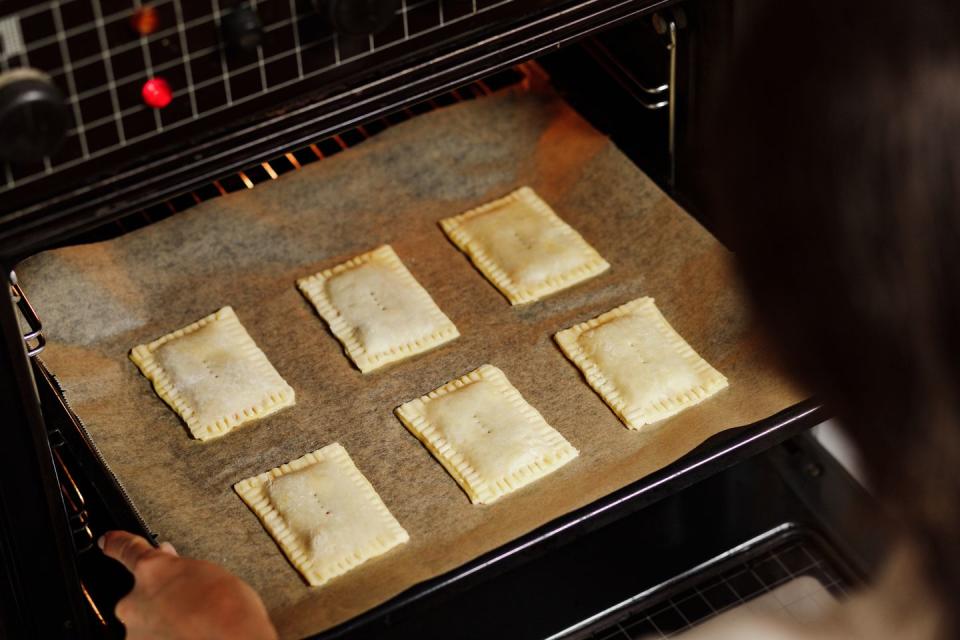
<box><xmin>17</xmin><ymin>86</ymin><xmax>803</xmax><ymax>638</ymax></box>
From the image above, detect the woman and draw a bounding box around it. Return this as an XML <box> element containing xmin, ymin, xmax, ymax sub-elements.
<box><xmin>686</xmin><ymin>1</ymin><xmax>959</xmax><ymax>637</ymax></box>
<box><xmin>100</xmin><ymin>1</ymin><xmax>960</xmax><ymax>637</ymax></box>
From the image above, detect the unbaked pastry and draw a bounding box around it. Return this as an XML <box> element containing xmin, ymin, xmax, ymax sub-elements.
<box><xmin>130</xmin><ymin>306</ymin><xmax>295</xmax><ymax>441</ymax></box>
<box><xmin>439</xmin><ymin>187</ymin><xmax>609</xmax><ymax>305</ymax></box>
<box><xmin>555</xmin><ymin>297</ymin><xmax>728</xmax><ymax>430</ymax></box>
<box><xmin>297</xmin><ymin>245</ymin><xmax>459</xmax><ymax>373</ymax></box>
<box><xmin>234</xmin><ymin>443</ymin><xmax>409</xmax><ymax>586</ymax></box>
<box><xmin>395</xmin><ymin>364</ymin><xmax>578</xmax><ymax>504</ymax></box>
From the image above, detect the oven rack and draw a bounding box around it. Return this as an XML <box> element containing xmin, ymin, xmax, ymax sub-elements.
<box><xmin>573</xmin><ymin>528</ymin><xmax>854</xmax><ymax>639</ymax></box>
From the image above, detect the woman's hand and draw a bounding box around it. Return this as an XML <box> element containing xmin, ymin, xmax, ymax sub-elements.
<box><xmin>99</xmin><ymin>530</ymin><xmax>278</xmax><ymax>640</ymax></box>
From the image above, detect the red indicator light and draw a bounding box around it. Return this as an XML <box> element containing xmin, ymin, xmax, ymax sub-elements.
<box><xmin>141</xmin><ymin>77</ymin><xmax>172</xmax><ymax>109</ymax></box>
<box><xmin>130</xmin><ymin>5</ymin><xmax>159</xmax><ymax>36</ymax></box>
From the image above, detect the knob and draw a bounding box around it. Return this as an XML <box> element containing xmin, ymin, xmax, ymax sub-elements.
<box><xmin>221</xmin><ymin>3</ymin><xmax>263</xmax><ymax>52</ymax></box>
<box><xmin>0</xmin><ymin>69</ymin><xmax>68</xmax><ymax>165</ymax></box>
<box><xmin>323</xmin><ymin>0</ymin><xmax>400</xmax><ymax>35</ymax></box>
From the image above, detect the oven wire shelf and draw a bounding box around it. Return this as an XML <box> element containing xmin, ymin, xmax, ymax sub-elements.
<box><xmin>572</xmin><ymin>528</ymin><xmax>854</xmax><ymax>640</ymax></box>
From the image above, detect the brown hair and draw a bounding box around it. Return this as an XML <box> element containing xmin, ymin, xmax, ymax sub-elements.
<box><xmin>707</xmin><ymin>2</ymin><xmax>960</xmax><ymax>635</ymax></box>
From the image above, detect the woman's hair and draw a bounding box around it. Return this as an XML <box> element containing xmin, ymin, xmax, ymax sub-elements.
<box><xmin>707</xmin><ymin>1</ymin><xmax>960</xmax><ymax>635</ymax></box>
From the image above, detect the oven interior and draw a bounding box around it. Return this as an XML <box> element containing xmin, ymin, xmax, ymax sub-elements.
<box><xmin>0</xmin><ymin>1</ymin><xmax>888</xmax><ymax>638</ymax></box>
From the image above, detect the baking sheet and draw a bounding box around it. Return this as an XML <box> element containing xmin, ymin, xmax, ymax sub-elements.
<box><xmin>17</xmin><ymin>86</ymin><xmax>804</xmax><ymax>638</ymax></box>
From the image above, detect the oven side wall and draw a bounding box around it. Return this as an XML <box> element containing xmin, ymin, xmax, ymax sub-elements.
<box><xmin>0</xmin><ymin>286</ymin><xmax>91</xmax><ymax>638</ymax></box>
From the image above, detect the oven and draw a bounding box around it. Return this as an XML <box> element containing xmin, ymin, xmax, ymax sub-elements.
<box><xmin>0</xmin><ymin>1</ymin><xmax>887</xmax><ymax>638</ymax></box>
